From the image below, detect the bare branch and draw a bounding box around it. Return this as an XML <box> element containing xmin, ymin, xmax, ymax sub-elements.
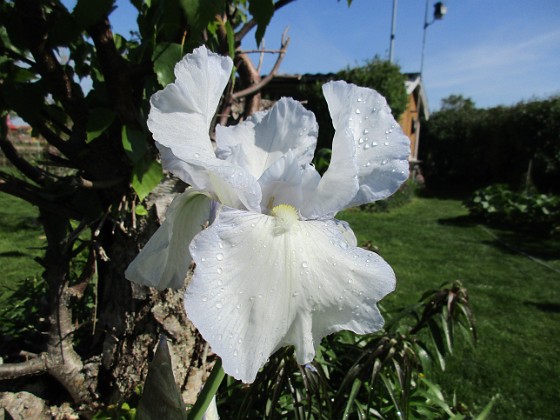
<box><xmin>232</xmin><ymin>31</ymin><xmax>290</xmax><ymax>100</ymax></box>
<box><xmin>1</xmin><ymin>117</ymin><xmax>48</xmax><ymax>186</ymax></box>
<box><xmin>0</xmin><ymin>353</ymin><xmax>50</xmax><ymax>380</ymax></box>
<box><xmin>0</xmin><ymin>171</ymin><xmax>81</xmax><ymax>220</ymax></box>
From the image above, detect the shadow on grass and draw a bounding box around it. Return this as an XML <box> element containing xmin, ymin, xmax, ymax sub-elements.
<box><xmin>437</xmin><ymin>214</ymin><xmax>560</xmax><ymax>263</ymax></box>
<box><xmin>0</xmin><ymin>217</ymin><xmax>40</xmax><ymax>233</ymax></box>
<box><xmin>524</xmin><ymin>301</ymin><xmax>560</xmax><ymax>313</ymax></box>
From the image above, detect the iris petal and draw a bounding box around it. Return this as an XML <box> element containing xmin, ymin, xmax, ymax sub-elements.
<box><xmin>186</xmin><ymin>207</ymin><xmax>395</xmax><ymax>383</ymax></box>
<box><xmin>215</xmin><ymin>98</ymin><xmax>318</xmax><ymax>179</ymax></box>
<box><xmin>323</xmin><ymin>81</ymin><xmax>410</xmax><ymax>207</ymax></box>
<box><xmin>125</xmin><ymin>189</ymin><xmax>212</xmax><ymax>290</ymax></box>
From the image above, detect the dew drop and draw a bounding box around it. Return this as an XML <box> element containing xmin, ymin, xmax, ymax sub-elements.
<box><xmin>384</xmin><ymin>141</ymin><xmax>389</xmax><ymax>146</ymax></box>
<box><xmin>363</xmin><ymin>144</ymin><xmax>370</xmax><ymax>149</ymax></box>
<box><xmin>363</xmin><ymin>128</ymin><xmax>369</xmax><ymax>134</ymax></box>
<box><xmin>258</xmin><ymin>294</ymin><xmax>263</xmax><ymax>299</ymax></box>
<box><xmin>194</xmin><ymin>153</ymin><xmax>200</xmax><ymax>158</ymax></box>
<box><xmin>236</xmin><ymin>304</ymin><xmax>241</xmax><ymax>310</ymax></box>
<box><xmin>217</xmin><ymin>280</ymin><xmax>223</xmax><ymax>286</ymax></box>
<box><xmin>216</xmin><ymin>302</ymin><xmax>223</xmax><ymax>309</ymax></box>
<box><xmin>357</xmin><ymin>97</ymin><xmax>363</xmax><ymax>102</ymax></box>
<box><xmin>202</xmin><ymin>297</ymin><xmax>208</xmax><ymax>302</ymax></box>
<box><xmin>217</xmin><ymin>267</ymin><xmax>223</xmax><ymax>274</ymax></box>
<box><xmin>201</xmin><ymin>257</ymin><xmax>206</xmax><ymax>262</ymax></box>
<box><xmin>292</xmin><ymin>291</ymin><xmax>299</xmax><ymax>297</ymax></box>
<box><xmin>216</xmin><ymin>253</ymin><xmax>223</xmax><ymax>261</ymax></box>
<box><xmin>251</xmin><ymin>223</ymin><xmax>256</xmax><ymax>228</ymax></box>
<box><xmin>355</xmin><ymin>109</ymin><xmax>361</xmax><ymax>114</ymax></box>
<box><xmin>302</xmin><ymin>261</ymin><xmax>309</xmax><ymax>268</ymax></box>
<box><xmin>381</xmin><ymin>159</ymin><xmax>388</xmax><ymax>165</ymax></box>
<box><xmin>219</xmin><ymin>242</ymin><xmax>224</xmax><ymax>249</ymax></box>
<box><xmin>234</xmin><ymin>350</ymin><xmax>238</xmax><ymax>357</ymax></box>
<box><xmin>358</xmin><ymin>137</ymin><xmax>364</xmax><ymax>144</ymax></box>
<box><xmin>372</xmin><ymin>141</ymin><xmax>378</xmax><ymax>147</ymax></box>
<box><xmin>249</xmin><ymin>296</ymin><xmax>255</xmax><ymax>302</ymax></box>
<box><xmin>348</xmin><ymin>279</ymin><xmax>353</xmax><ymax>284</ymax></box>
<box><xmin>218</xmin><ymin>334</ymin><xmax>223</xmax><ymax>341</ymax></box>
<box><xmin>364</xmin><ymin>162</ymin><xmax>371</xmax><ymax>167</ymax></box>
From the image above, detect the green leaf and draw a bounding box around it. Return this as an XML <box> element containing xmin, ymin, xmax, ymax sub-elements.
<box><xmin>152</xmin><ymin>42</ymin><xmax>183</xmax><ymax>87</ymax></box>
<box><xmin>86</xmin><ymin>108</ymin><xmax>116</xmax><ymax>142</ymax></box>
<box><xmin>132</xmin><ymin>155</ymin><xmax>162</xmax><ymax>201</ymax></box>
<box><xmin>122</xmin><ymin>125</ymin><xmax>148</xmax><ymax>163</ymax></box>
<box><xmin>225</xmin><ymin>20</ymin><xmax>235</xmax><ymax>59</ymax></box>
<box><xmin>179</xmin><ymin>0</ymin><xmax>225</xmax><ymax>36</ymax></box>
<box><xmin>249</xmin><ymin>0</ymin><xmax>274</xmax><ymax>45</ymax></box>
<box><xmin>135</xmin><ymin>204</ymin><xmax>148</xmax><ymax>216</ymax></box>
<box><xmin>136</xmin><ymin>336</ymin><xmax>188</xmax><ymax>420</ymax></box>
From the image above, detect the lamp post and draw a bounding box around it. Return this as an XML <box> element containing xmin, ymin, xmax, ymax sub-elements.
<box><xmin>420</xmin><ymin>1</ymin><xmax>447</xmax><ymax>78</ymax></box>
<box><xmin>389</xmin><ymin>0</ymin><xmax>398</xmax><ymax>63</ymax></box>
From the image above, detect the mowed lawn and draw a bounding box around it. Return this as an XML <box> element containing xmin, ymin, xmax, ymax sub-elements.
<box><xmin>0</xmin><ymin>192</ymin><xmax>44</xmax><ymax>301</ymax></box>
<box><xmin>340</xmin><ymin>197</ymin><xmax>560</xmax><ymax>419</ymax></box>
<box><xmin>1</xmin><ymin>190</ymin><xmax>559</xmax><ymax>418</ymax></box>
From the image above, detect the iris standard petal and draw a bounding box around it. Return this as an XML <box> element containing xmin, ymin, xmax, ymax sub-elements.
<box><xmin>186</xmin><ymin>207</ymin><xmax>395</xmax><ymax>382</ymax></box>
<box><xmin>125</xmin><ymin>189</ymin><xmax>212</xmax><ymax>290</ymax></box>
<box><xmin>215</xmin><ymin>98</ymin><xmax>318</xmax><ymax>179</ymax></box>
<box><xmin>148</xmin><ymin>46</ymin><xmax>232</xmax><ymax>161</ymax></box>
<box><xmin>322</xmin><ymin>81</ymin><xmax>410</xmax><ymax>207</ymax></box>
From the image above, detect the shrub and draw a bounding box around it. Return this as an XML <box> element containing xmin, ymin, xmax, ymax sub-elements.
<box><xmin>465</xmin><ymin>184</ymin><xmax>560</xmax><ymax>234</ymax></box>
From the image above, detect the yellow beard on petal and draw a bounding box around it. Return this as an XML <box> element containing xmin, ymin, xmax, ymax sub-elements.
<box><xmin>270</xmin><ymin>204</ymin><xmax>299</xmax><ymax>234</ymax></box>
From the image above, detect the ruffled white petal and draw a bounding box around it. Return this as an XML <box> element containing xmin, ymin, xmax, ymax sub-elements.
<box><xmin>215</xmin><ymin>98</ymin><xmax>318</xmax><ymax>179</ymax></box>
<box><xmin>148</xmin><ymin>47</ymin><xmax>263</xmax><ymax>212</ymax></box>
<box><xmin>125</xmin><ymin>189</ymin><xmax>211</xmax><ymax>290</ymax></box>
<box><xmin>322</xmin><ymin>81</ymin><xmax>410</xmax><ymax>208</ymax></box>
<box><xmin>186</xmin><ymin>207</ymin><xmax>395</xmax><ymax>383</ymax></box>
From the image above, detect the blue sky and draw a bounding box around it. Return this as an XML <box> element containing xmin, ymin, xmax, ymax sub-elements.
<box><xmin>107</xmin><ymin>0</ymin><xmax>560</xmax><ymax>110</ymax></box>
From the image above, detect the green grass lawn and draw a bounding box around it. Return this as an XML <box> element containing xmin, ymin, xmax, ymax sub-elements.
<box><xmin>340</xmin><ymin>197</ymin><xmax>560</xmax><ymax>419</ymax></box>
<box><xmin>0</xmin><ymin>192</ymin><xmax>44</xmax><ymax>300</ymax></box>
<box><xmin>1</xmin><ymin>190</ymin><xmax>558</xmax><ymax>418</ymax></box>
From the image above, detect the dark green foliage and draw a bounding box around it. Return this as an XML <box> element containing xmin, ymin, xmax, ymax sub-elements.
<box><xmin>465</xmin><ymin>184</ymin><xmax>560</xmax><ymax>234</ymax></box>
<box><xmin>217</xmin><ymin>281</ymin><xmax>484</xmax><ymax>419</ymax></box>
<box><xmin>420</xmin><ymin>95</ymin><xmax>560</xmax><ymax>193</ymax></box>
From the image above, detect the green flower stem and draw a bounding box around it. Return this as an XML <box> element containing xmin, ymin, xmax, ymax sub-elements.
<box><xmin>188</xmin><ymin>359</ymin><xmax>225</xmax><ymax>420</ymax></box>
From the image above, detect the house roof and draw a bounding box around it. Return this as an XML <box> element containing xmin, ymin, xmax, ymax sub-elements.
<box><xmin>404</xmin><ymin>73</ymin><xmax>430</xmax><ymax>120</ymax></box>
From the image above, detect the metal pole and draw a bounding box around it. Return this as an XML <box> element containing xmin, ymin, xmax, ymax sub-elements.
<box><xmin>389</xmin><ymin>0</ymin><xmax>398</xmax><ymax>62</ymax></box>
<box><xmin>420</xmin><ymin>0</ymin><xmax>430</xmax><ymax>78</ymax></box>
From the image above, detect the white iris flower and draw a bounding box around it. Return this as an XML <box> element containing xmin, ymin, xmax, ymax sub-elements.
<box><xmin>126</xmin><ymin>46</ymin><xmax>410</xmax><ymax>383</ymax></box>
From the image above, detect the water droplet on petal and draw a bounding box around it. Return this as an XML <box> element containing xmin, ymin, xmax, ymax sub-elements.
<box><xmin>249</xmin><ymin>296</ymin><xmax>255</xmax><ymax>302</ymax></box>
<box><xmin>355</xmin><ymin>109</ymin><xmax>361</xmax><ymax>114</ymax></box>
<box><xmin>348</xmin><ymin>279</ymin><xmax>353</xmax><ymax>284</ymax></box>
<box><xmin>216</xmin><ymin>253</ymin><xmax>223</xmax><ymax>261</ymax></box>
<box><xmin>357</xmin><ymin>97</ymin><xmax>363</xmax><ymax>102</ymax></box>
<box><xmin>216</xmin><ymin>302</ymin><xmax>223</xmax><ymax>309</ymax></box>
<box><xmin>381</xmin><ymin>159</ymin><xmax>388</xmax><ymax>165</ymax></box>
<box><xmin>234</xmin><ymin>350</ymin><xmax>238</xmax><ymax>357</ymax></box>
<box><xmin>194</xmin><ymin>153</ymin><xmax>200</xmax><ymax>158</ymax></box>
<box><xmin>302</xmin><ymin>261</ymin><xmax>309</xmax><ymax>268</ymax></box>
<box><xmin>372</xmin><ymin>141</ymin><xmax>378</xmax><ymax>147</ymax></box>
<box><xmin>364</xmin><ymin>162</ymin><xmax>371</xmax><ymax>167</ymax></box>
<box><xmin>202</xmin><ymin>297</ymin><xmax>208</xmax><ymax>302</ymax></box>
<box><xmin>292</xmin><ymin>291</ymin><xmax>299</xmax><ymax>297</ymax></box>
<box><xmin>251</xmin><ymin>223</ymin><xmax>256</xmax><ymax>228</ymax></box>
<box><xmin>236</xmin><ymin>304</ymin><xmax>241</xmax><ymax>310</ymax></box>
<box><xmin>359</xmin><ymin>137</ymin><xmax>364</xmax><ymax>144</ymax></box>
<box><xmin>217</xmin><ymin>267</ymin><xmax>223</xmax><ymax>274</ymax></box>
<box><xmin>384</xmin><ymin>141</ymin><xmax>389</xmax><ymax>146</ymax></box>
<box><xmin>364</xmin><ymin>143</ymin><xmax>370</xmax><ymax>149</ymax></box>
